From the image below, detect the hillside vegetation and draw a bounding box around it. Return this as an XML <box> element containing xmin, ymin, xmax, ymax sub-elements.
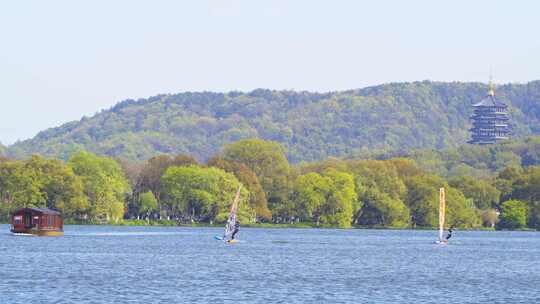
<box><xmin>365</xmin><ymin>136</ymin><xmax>540</xmax><ymax>179</ymax></box>
<box><xmin>1</xmin><ymin>138</ymin><xmax>540</xmax><ymax>230</ymax></box>
<box><xmin>6</xmin><ymin>81</ymin><xmax>540</xmax><ymax>162</ymax></box>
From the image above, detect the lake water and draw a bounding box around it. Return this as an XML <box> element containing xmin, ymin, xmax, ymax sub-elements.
<box><xmin>0</xmin><ymin>225</ymin><xmax>539</xmax><ymax>303</ymax></box>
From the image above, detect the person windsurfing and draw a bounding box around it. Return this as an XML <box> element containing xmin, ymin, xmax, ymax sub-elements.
<box><xmin>445</xmin><ymin>226</ymin><xmax>454</xmax><ymax>241</ymax></box>
<box><xmin>231</xmin><ymin>221</ymin><xmax>240</xmax><ymax>240</ymax></box>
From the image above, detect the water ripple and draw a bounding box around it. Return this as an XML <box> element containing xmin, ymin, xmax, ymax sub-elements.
<box><xmin>0</xmin><ymin>225</ymin><xmax>539</xmax><ymax>303</ymax></box>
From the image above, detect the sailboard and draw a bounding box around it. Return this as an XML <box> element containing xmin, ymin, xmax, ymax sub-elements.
<box><xmin>436</xmin><ymin>187</ymin><xmax>448</xmax><ymax>244</ymax></box>
<box><xmin>215</xmin><ymin>185</ymin><xmax>242</xmax><ymax>244</ymax></box>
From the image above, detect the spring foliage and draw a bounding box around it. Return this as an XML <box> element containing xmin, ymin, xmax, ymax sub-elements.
<box><xmin>1</xmin><ymin>138</ymin><xmax>540</xmax><ymax>229</ymax></box>
<box><xmin>5</xmin><ymin>81</ymin><xmax>540</xmax><ymax>164</ymax></box>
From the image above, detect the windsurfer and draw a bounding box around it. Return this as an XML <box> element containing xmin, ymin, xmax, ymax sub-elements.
<box><xmin>231</xmin><ymin>221</ymin><xmax>240</xmax><ymax>240</ymax></box>
<box><xmin>445</xmin><ymin>226</ymin><xmax>454</xmax><ymax>241</ymax></box>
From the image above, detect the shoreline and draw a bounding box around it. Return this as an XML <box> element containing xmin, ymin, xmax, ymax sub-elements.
<box><xmin>2</xmin><ymin>220</ymin><xmax>536</xmax><ymax>231</ymax></box>
<box><xmin>56</xmin><ymin>220</ymin><xmax>540</xmax><ymax>231</ymax></box>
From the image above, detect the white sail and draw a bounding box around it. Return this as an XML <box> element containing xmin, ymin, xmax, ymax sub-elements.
<box><xmin>438</xmin><ymin>187</ymin><xmax>445</xmax><ymax>242</ymax></box>
<box><xmin>223</xmin><ymin>185</ymin><xmax>242</xmax><ymax>241</ymax></box>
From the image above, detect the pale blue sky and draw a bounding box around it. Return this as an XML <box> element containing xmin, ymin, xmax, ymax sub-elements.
<box><xmin>1</xmin><ymin>0</ymin><xmax>539</xmax><ymax>145</ymax></box>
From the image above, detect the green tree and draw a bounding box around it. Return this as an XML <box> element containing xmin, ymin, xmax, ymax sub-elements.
<box><xmin>24</xmin><ymin>156</ymin><xmax>88</xmax><ymax>214</ymax></box>
<box><xmin>138</xmin><ymin>191</ymin><xmax>158</xmax><ymax>220</ymax></box>
<box><xmin>522</xmin><ymin>137</ymin><xmax>540</xmax><ymax>167</ymax></box>
<box><xmin>492</xmin><ymin>151</ymin><xmax>522</xmax><ymax>172</ymax></box>
<box><xmin>510</xmin><ymin>166</ymin><xmax>540</xmax><ymax>229</ymax></box>
<box><xmin>320</xmin><ymin>170</ymin><xmax>357</xmax><ymax>228</ymax></box>
<box><xmin>292</xmin><ymin>172</ymin><xmax>330</xmax><ymax>225</ymax></box>
<box><xmin>0</xmin><ymin>160</ymin><xmax>44</xmax><ymax>219</ymax></box>
<box><xmin>0</xmin><ymin>156</ymin><xmax>88</xmax><ymax>220</ymax></box>
<box><xmin>68</xmin><ymin>151</ymin><xmax>130</xmax><ymax>223</ymax></box>
<box><xmin>298</xmin><ymin>157</ymin><xmax>348</xmax><ymax>175</ymax></box>
<box><xmin>388</xmin><ymin>158</ymin><xmax>423</xmax><ymax>179</ymax></box>
<box><xmin>222</xmin><ymin>139</ymin><xmax>290</xmax><ymax>212</ymax></box>
<box><xmin>449</xmin><ymin>176</ymin><xmax>500</xmax><ymax>210</ymax></box>
<box><xmin>497</xmin><ymin>200</ymin><xmax>528</xmax><ymax>229</ymax></box>
<box><xmin>405</xmin><ymin>175</ymin><xmax>479</xmax><ymax>228</ymax></box>
<box><xmin>137</xmin><ymin>154</ymin><xmax>198</xmax><ymax>217</ymax></box>
<box><xmin>289</xmin><ymin>169</ymin><xmax>356</xmax><ymax>227</ymax></box>
<box><xmin>161</xmin><ymin>165</ymin><xmax>251</xmax><ymax>223</ymax></box>
<box><xmin>348</xmin><ymin>160</ymin><xmax>409</xmax><ymax>227</ymax></box>
<box><xmin>357</xmin><ymin>188</ymin><xmax>410</xmax><ymax>227</ymax></box>
<box><xmin>208</xmin><ymin>156</ymin><xmax>271</xmax><ymax>221</ymax></box>
<box><xmin>494</xmin><ymin>166</ymin><xmax>523</xmax><ymax>202</ymax></box>
<box><xmin>347</xmin><ymin>160</ymin><xmax>407</xmax><ymax>201</ymax></box>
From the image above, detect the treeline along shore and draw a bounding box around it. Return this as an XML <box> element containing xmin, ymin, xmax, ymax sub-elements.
<box><xmin>1</xmin><ymin>137</ymin><xmax>540</xmax><ymax>230</ymax></box>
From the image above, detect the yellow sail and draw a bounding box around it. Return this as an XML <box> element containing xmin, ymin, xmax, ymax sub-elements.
<box><xmin>439</xmin><ymin>187</ymin><xmax>445</xmax><ymax>242</ymax></box>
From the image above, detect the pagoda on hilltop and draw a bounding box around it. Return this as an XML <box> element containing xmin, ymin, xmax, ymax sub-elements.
<box><xmin>468</xmin><ymin>79</ymin><xmax>510</xmax><ymax>145</ymax></box>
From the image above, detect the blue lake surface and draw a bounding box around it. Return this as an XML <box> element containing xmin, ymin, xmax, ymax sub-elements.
<box><xmin>1</xmin><ymin>224</ymin><xmax>539</xmax><ymax>303</ymax></box>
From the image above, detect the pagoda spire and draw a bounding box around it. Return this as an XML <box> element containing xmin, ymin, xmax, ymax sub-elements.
<box><xmin>487</xmin><ymin>74</ymin><xmax>495</xmax><ymax>97</ymax></box>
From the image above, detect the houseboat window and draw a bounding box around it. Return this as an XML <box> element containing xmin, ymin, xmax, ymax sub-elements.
<box><xmin>14</xmin><ymin>215</ymin><xmax>22</xmax><ymax>224</ymax></box>
<box><xmin>48</xmin><ymin>216</ymin><xmax>53</xmax><ymax>227</ymax></box>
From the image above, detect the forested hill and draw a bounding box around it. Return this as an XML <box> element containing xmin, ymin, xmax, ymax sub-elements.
<box><xmin>6</xmin><ymin>81</ymin><xmax>540</xmax><ymax>162</ymax></box>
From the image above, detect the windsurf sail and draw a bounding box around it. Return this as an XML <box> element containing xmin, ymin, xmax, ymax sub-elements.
<box><xmin>223</xmin><ymin>185</ymin><xmax>242</xmax><ymax>241</ymax></box>
<box><xmin>438</xmin><ymin>187</ymin><xmax>446</xmax><ymax>242</ymax></box>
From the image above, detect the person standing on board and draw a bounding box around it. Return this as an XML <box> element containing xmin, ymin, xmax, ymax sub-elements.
<box><xmin>231</xmin><ymin>221</ymin><xmax>240</xmax><ymax>240</ymax></box>
<box><xmin>445</xmin><ymin>226</ymin><xmax>454</xmax><ymax>241</ymax></box>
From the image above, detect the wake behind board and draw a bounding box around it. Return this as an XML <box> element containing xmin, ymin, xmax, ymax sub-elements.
<box><xmin>11</xmin><ymin>233</ymin><xmax>35</xmax><ymax>237</ymax></box>
<box><xmin>214</xmin><ymin>236</ymin><xmax>240</xmax><ymax>243</ymax></box>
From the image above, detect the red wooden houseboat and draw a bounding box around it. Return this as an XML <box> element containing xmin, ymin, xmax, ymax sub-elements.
<box><xmin>11</xmin><ymin>208</ymin><xmax>64</xmax><ymax>236</ymax></box>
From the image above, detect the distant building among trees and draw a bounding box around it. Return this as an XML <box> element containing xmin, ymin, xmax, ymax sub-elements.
<box><xmin>468</xmin><ymin>80</ymin><xmax>510</xmax><ymax>145</ymax></box>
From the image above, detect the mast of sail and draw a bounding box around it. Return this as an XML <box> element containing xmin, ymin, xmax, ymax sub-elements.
<box><xmin>439</xmin><ymin>187</ymin><xmax>445</xmax><ymax>242</ymax></box>
<box><xmin>224</xmin><ymin>185</ymin><xmax>242</xmax><ymax>240</ymax></box>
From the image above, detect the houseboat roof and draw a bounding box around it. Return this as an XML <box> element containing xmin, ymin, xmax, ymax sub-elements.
<box><xmin>13</xmin><ymin>207</ymin><xmax>61</xmax><ymax>216</ymax></box>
